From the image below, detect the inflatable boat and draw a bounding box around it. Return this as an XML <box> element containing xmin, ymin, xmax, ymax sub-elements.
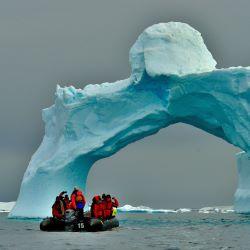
<box><xmin>40</xmin><ymin>209</ymin><xmax>119</xmax><ymax>232</ymax></box>
<box><xmin>84</xmin><ymin>217</ymin><xmax>119</xmax><ymax>232</ymax></box>
<box><xmin>40</xmin><ymin>209</ymin><xmax>78</xmax><ymax>231</ymax></box>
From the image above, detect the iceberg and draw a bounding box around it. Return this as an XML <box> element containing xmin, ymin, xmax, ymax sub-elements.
<box><xmin>0</xmin><ymin>202</ymin><xmax>15</xmax><ymax>213</ymax></box>
<box><xmin>198</xmin><ymin>206</ymin><xmax>234</xmax><ymax>214</ymax></box>
<box><xmin>118</xmin><ymin>205</ymin><xmax>191</xmax><ymax>213</ymax></box>
<box><xmin>234</xmin><ymin>152</ymin><xmax>250</xmax><ymax>212</ymax></box>
<box><xmin>118</xmin><ymin>204</ymin><xmax>177</xmax><ymax>213</ymax></box>
<box><xmin>10</xmin><ymin>22</ymin><xmax>250</xmax><ymax>218</ymax></box>
<box><xmin>130</xmin><ymin>22</ymin><xmax>217</xmax><ymax>82</ymax></box>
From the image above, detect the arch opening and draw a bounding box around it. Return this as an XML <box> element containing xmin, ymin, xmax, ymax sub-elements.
<box><xmin>86</xmin><ymin>123</ymin><xmax>240</xmax><ymax>209</ymax></box>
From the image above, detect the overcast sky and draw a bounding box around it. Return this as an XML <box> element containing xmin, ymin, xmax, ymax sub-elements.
<box><xmin>0</xmin><ymin>0</ymin><xmax>248</xmax><ymax>208</ymax></box>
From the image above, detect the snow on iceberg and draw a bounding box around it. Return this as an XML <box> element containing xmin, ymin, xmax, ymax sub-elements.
<box><xmin>118</xmin><ymin>204</ymin><xmax>177</xmax><ymax>213</ymax></box>
<box><xmin>118</xmin><ymin>205</ymin><xmax>193</xmax><ymax>213</ymax></box>
<box><xmin>199</xmin><ymin>206</ymin><xmax>234</xmax><ymax>214</ymax></box>
<box><xmin>10</xmin><ymin>22</ymin><xmax>250</xmax><ymax>218</ymax></box>
<box><xmin>118</xmin><ymin>205</ymin><xmax>234</xmax><ymax>214</ymax></box>
<box><xmin>130</xmin><ymin>22</ymin><xmax>217</xmax><ymax>82</ymax></box>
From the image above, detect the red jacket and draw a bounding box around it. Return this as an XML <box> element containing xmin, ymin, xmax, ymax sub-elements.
<box><xmin>70</xmin><ymin>190</ymin><xmax>86</xmax><ymax>210</ymax></box>
<box><xmin>112</xmin><ymin>197</ymin><xmax>119</xmax><ymax>207</ymax></box>
<box><xmin>91</xmin><ymin>196</ymin><xmax>103</xmax><ymax>219</ymax></box>
<box><xmin>52</xmin><ymin>200</ymin><xmax>65</xmax><ymax>219</ymax></box>
<box><xmin>103</xmin><ymin>197</ymin><xmax>119</xmax><ymax>219</ymax></box>
<box><xmin>91</xmin><ymin>203</ymin><xmax>103</xmax><ymax>219</ymax></box>
<box><xmin>103</xmin><ymin>197</ymin><xmax>113</xmax><ymax>219</ymax></box>
<box><xmin>64</xmin><ymin>197</ymin><xmax>71</xmax><ymax>210</ymax></box>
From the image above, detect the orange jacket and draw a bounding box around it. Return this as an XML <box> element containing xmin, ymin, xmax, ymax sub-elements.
<box><xmin>70</xmin><ymin>190</ymin><xmax>86</xmax><ymax>210</ymax></box>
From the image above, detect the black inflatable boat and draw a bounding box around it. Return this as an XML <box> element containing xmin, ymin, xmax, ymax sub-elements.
<box><xmin>84</xmin><ymin>217</ymin><xmax>119</xmax><ymax>232</ymax></box>
<box><xmin>40</xmin><ymin>209</ymin><xmax>119</xmax><ymax>232</ymax></box>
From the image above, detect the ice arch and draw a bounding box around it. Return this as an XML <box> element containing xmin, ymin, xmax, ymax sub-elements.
<box><xmin>10</xmin><ymin>22</ymin><xmax>250</xmax><ymax>217</ymax></box>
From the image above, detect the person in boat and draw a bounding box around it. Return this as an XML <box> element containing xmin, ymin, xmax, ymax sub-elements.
<box><xmin>58</xmin><ymin>191</ymin><xmax>68</xmax><ymax>209</ymax></box>
<box><xmin>91</xmin><ymin>195</ymin><xmax>103</xmax><ymax>219</ymax></box>
<box><xmin>64</xmin><ymin>194</ymin><xmax>70</xmax><ymax>210</ymax></box>
<box><xmin>70</xmin><ymin>187</ymin><xmax>86</xmax><ymax>220</ymax></box>
<box><xmin>111</xmin><ymin>196</ymin><xmax>119</xmax><ymax>217</ymax></box>
<box><xmin>112</xmin><ymin>196</ymin><xmax>119</xmax><ymax>208</ymax></box>
<box><xmin>103</xmin><ymin>194</ymin><xmax>119</xmax><ymax>220</ymax></box>
<box><xmin>102</xmin><ymin>193</ymin><xmax>106</xmax><ymax>201</ymax></box>
<box><xmin>52</xmin><ymin>196</ymin><xmax>65</xmax><ymax>220</ymax></box>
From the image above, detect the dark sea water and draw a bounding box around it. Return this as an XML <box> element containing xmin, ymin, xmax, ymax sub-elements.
<box><xmin>1</xmin><ymin>212</ymin><xmax>250</xmax><ymax>250</ymax></box>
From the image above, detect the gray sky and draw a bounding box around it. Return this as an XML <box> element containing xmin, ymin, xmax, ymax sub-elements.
<box><xmin>0</xmin><ymin>0</ymin><xmax>248</xmax><ymax>208</ymax></box>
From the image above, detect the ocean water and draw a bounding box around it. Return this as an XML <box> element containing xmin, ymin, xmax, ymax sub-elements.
<box><xmin>1</xmin><ymin>211</ymin><xmax>250</xmax><ymax>250</ymax></box>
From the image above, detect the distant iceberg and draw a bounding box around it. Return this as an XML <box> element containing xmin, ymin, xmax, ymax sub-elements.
<box><xmin>10</xmin><ymin>22</ymin><xmax>250</xmax><ymax>218</ymax></box>
<box><xmin>198</xmin><ymin>206</ymin><xmax>234</xmax><ymax>214</ymax></box>
<box><xmin>0</xmin><ymin>202</ymin><xmax>15</xmax><ymax>213</ymax></box>
<box><xmin>118</xmin><ymin>204</ymin><xmax>177</xmax><ymax>213</ymax></box>
<box><xmin>0</xmin><ymin>201</ymin><xmax>233</xmax><ymax>215</ymax></box>
<box><xmin>118</xmin><ymin>205</ymin><xmax>234</xmax><ymax>214</ymax></box>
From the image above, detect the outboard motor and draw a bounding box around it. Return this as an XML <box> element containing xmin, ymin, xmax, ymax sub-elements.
<box><xmin>64</xmin><ymin>209</ymin><xmax>78</xmax><ymax>231</ymax></box>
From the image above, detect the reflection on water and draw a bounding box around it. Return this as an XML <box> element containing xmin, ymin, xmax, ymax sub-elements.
<box><xmin>118</xmin><ymin>211</ymin><xmax>250</xmax><ymax>228</ymax></box>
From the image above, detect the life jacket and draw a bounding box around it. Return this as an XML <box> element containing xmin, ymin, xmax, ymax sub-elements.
<box><xmin>92</xmin><ymin>203</ymin><xmax>103</xmax><ymax>219</ymax></box>
<box><xmin>75</xmin><ymin>193</ymin><xmax>83</xmax><ymax>202</ymax></box>
<box><xmin>71</xmin><ymin>190</ymin><xmax>86</xmax><ymax>210</ymax></box>
<box><xmin>52</xmin><ymin>200</ymin><xmax>65</xmax><ymax>219</ymax></box>
<box><xmin>91</xmin><ymin>195</ymin><xmax>103</xmax><ymax>219</ymax></box>
<box><xmin>112</xmin><ymin>207</ymin><xmax>117</xmax><ymax>217</ymax></box>
<box><xmin>103</xmin><ymin>197</ymin><xmax>113</xmax><ymax>220</ymax></box>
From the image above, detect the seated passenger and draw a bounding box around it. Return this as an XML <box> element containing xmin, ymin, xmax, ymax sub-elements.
<box><xmin>64</xmin><ymin>195</ymin><xmax>71</xmax><ymax>210</ymax></box>
<box><xmin>103</xmin><ymin>194</ymin><xmax>113</xmax><ymax>220</ymax></box>
<box><xmin>52</xmin><ymin>196</ymin><xmax>65</xmax><ymax>220</ymax></box>
<box><xmin>111</xmin><ymin>196</ymin><xmax>119</xmax><ymax>217</ymax></box>
<box><xmin>112</xmin><ymin>197</ymin><xmax>119</xmax><ymax>208</ymax></box>
<box><xmin>91</xmin><ymin>195</ymin><xmax>103</xmax><ymax>219</ymax></box>
<box><xmin>58</xmin><ymin>191</ymin><xmax>67</xmax><ymax>209</ymax></box>
<box><xmin>101</xmin><ymin>193</ymin><xmax>106</xmax><ymax>201</ymax></box>
<box><xmin>103</xmin><ymin>194</ymin><xmax>119</xmax><ymax>220</ymax></box>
